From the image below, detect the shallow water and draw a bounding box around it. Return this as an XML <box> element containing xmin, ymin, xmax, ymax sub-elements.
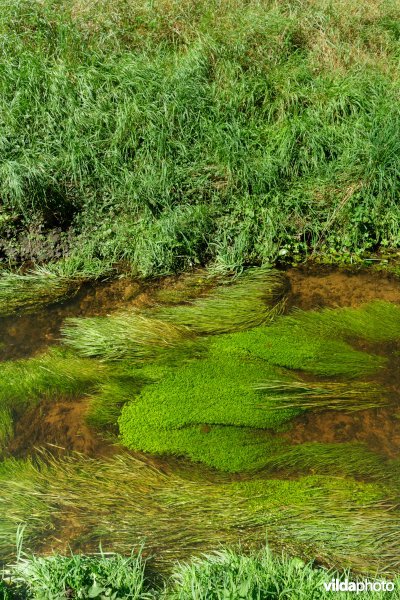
<box><xmin>1</xmin><ymin>265</ymin><xmax>400</xmax><ymax>570</ymax></box>
<box><xmin>2</xmin><ymin>265</ymin><xmax>400</xmax><ymax>461</ymax></box>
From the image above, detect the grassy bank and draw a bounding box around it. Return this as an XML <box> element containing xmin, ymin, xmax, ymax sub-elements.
<box><xmin>1</xmin><ymin>546</ymin><xmax>399</xmax><ymax>599</ymax></box>
<box><xmin>1</xmin><ymin>0</ymin><xmax>400</xmax><ymax>276</ymax></box>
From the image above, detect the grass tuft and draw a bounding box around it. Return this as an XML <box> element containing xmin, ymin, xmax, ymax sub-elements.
<box><xmin>154</xmin><ymin>268</ymin><xmax>289</xmax><ymax>334</ymax></box>
<box><xmin>0</xmin><ymin>270</ymin><xmax>82</xmax><ymax>317</ymax></box>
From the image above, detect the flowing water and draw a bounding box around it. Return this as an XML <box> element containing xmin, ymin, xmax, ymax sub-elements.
<box><xmin>1</xmin><ymin>265</ymin><xmax>400</xmax><ymax>571</ymax></box>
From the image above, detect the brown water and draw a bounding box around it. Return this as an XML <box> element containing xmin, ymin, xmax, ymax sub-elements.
<box><xmin>1</xmin><ymin>265</ymin><xmax>400</xmax><ymax>464</ymax></box>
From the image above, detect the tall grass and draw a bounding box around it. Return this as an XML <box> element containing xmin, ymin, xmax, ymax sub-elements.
<box><xmin>166</xmin><ymin>548</ymin><xmax>399</xmax><ymax>600</ymax></box>
<box><xmin>1</xmin><ymin>0</ymin><xmax>400</xmax><ymax>273</ymax></box>
<box><xmin>2</xmin><ymin>547</ymin><xmax>399</xmax><ymax>599</ymax></box>
<box><xmin>9</xmin><ymin>548</ymin><xmax>152</xmax><ymax>600</ymax></box>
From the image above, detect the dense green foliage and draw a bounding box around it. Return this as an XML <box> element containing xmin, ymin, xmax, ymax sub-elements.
<box><xmin>1</xmin><ymin>0</ymin><xmax>400</xmax><ymax>274</ymax></box>
<box><xmin>9</xmin><ymin>550</ymin><xmax>151</xmax><ymax>600</ymax></box>
<box><xmin>119</xmin><ymin>302</ymin><xmax>392</xmax><ymax>470</ymax></box>
<box><xmin>2</xmin><ymin>547</ymin><xmax>399</xmax><ymax>599</ymax></box>
<box><xmin>0</xmin><ymin>454</ymin><xmax>395</xmax><ymax>574</ymax></box>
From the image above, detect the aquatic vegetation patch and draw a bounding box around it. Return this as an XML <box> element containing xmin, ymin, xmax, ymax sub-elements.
<box><xmin>62</xmin><ymin>313</ymin><xmax>196</xmax><ymax>361</ymax></box>
<box><xmin>0</xmin><ymin>349</ymin><xmax>106</xmax><ymax>413</ymax></box>
<box><xmin>0</xmin><ymin>349</ymin><xmax>107</xmax><ymax>449</ymax></box>
<box><xmin>281</xmin><ymin>302</ymin><xmax>400</xmax><ymax>344</ymax></box>
<box><xmin>118</xmin><ymin>336</ymin><xmax>300</xmax><ymax>471</ymax></box>
<box><xmin>255</xmin><ymin>380</ymin><xmax>388</xmax><ymax>412</ymax></box>
<box><xmin>0</xmin><ymin>271</ymin><xmax>82</xmax><ymax>317</ymax></box>
<box><xmin>0</xmin><ymin>454</ymin><xmax>396</xmax><ymax>575</ymax></box>
<box><xmin>265</xmin><ymin>442</ymin><xmax>393</xmax><ymax>482</ymax></box>
<box><xmin>223</xmin><ymin>320</ymin><xmax>386</xmax><ymax>378</ymax></box>
<box><xmin>154</xmin><ymin>268</ymin><xmax>289</xmax><ymax>334</ymax></box>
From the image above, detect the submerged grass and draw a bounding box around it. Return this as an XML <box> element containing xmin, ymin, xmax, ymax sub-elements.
<box><xmin>255</xmin><ymin>380</ymin><xmax>388</xmax><ymax>412</ymax></box>
<box><xmin>62</xmin><ymin>313</ymin><xmax>195</xmax><ymax>361</ymax></box>
<box><xmin>61</xmin><ymin>268</ymin><xmax>288</xmax><ymax>360</ymax></box>
<box><xmin>154</xmin><ymin>268</ymin><xmax>289</xmax><ymax>334</ymax></box>
<box><xmin>0</xmin><ymin>453</ymin><xmax>397</xmax><ymax>575</ymax></box>
<box><xmin>0</xmin><ymin>349</ymin><xmax>106</xmax><ymax>412</ymax></box>
<box><xmin>0</xmin><ymin>349</ymin><xmax>107</xmax><ymax>449</ymax></box>
<box><xmin>0</xmin><ymin>271</ymin><xmax>82</xmax><ymax>317</ymax></box>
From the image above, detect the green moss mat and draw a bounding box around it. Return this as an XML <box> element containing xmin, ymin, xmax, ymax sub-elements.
<box><xmin>220</xmin><ymin>326</ymin><xmax>386</xmax><ymax>378</ymax></box>
<box><xmin>118</xmin><ymin>302</ymin><xmax>395</xmax><ymax>470</ymax></box>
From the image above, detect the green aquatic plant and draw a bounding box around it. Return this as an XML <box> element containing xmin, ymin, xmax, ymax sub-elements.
<box><xmin>255</xmin><ymin>380</ymin><xmax>388</xmax><ymax>411</ymax></box>
<box><xmin>0</xmin><ymin>454</ymin><xmax>397</xmax><ymax>575</ymax></box>
<box><xmin>154</xmin><ymin>268</ymin><xmax>289</xmax><ymax>334</ymax></box>
<box><xmin>118</xmin><ymin>334</ymin><xmax>300</xmax><ymax>471</ymax></box>
<box><xmin>266</xmin><ymin>442</ymin><xmax>392</xmax><ymax>481</ymax></box>
<box><xmin>62</xmin><ymin>313</ymin><xmax>195</xmax><ymax>361</ymax></box>
<box><xmin>0</xmin><ymin>349</ymin><xmax>107</xmax><ymax>449</ymax></box>
<box><xmin>0</xmin><ymin>349</ymin><xmax>106</xmax><ymax>413</ymax></box>
<box><xmin>281</xmin><ymin>302</ymin><xmax>400</xmax><ymax>344</ymax></box>
<box><xmin>224</xmin><ymin>320</ymin><xmax>386</xmax><ymax>378</ymax></box>
<box><xmin>0</xmin><ymin>271</ymin><xmax>82</xmax><ymax>317</ymax></box>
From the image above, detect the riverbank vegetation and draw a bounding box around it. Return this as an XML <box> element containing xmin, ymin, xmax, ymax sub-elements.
<box><xmin>1</xmin><ymin>0</ymin><xmax>400</xmax><ymax>278</ymax></box>
<box><xmin>1</xmin><ymin>546</ymin><xmax>399</xmax><ymax>599</ymax></box>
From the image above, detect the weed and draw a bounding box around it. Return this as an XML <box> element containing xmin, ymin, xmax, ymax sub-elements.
<box><xmin>1</xmin><ymin>1</ymin><xmax>400</xmax><ymax>272</ymax></box>
<box><xmin>154</xmin><ymin>269</ymin><xmax>289</xmax><ymax>334</ymax></box>
<box><xmin>0</xmin><ymin>270</ymin><xmax>82</xmax><ymax>317</ymax></box>
<box><xmin>0</xmin><ymin>454</ymin><xmax>397</xmax><ymax>574</ymax></box>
